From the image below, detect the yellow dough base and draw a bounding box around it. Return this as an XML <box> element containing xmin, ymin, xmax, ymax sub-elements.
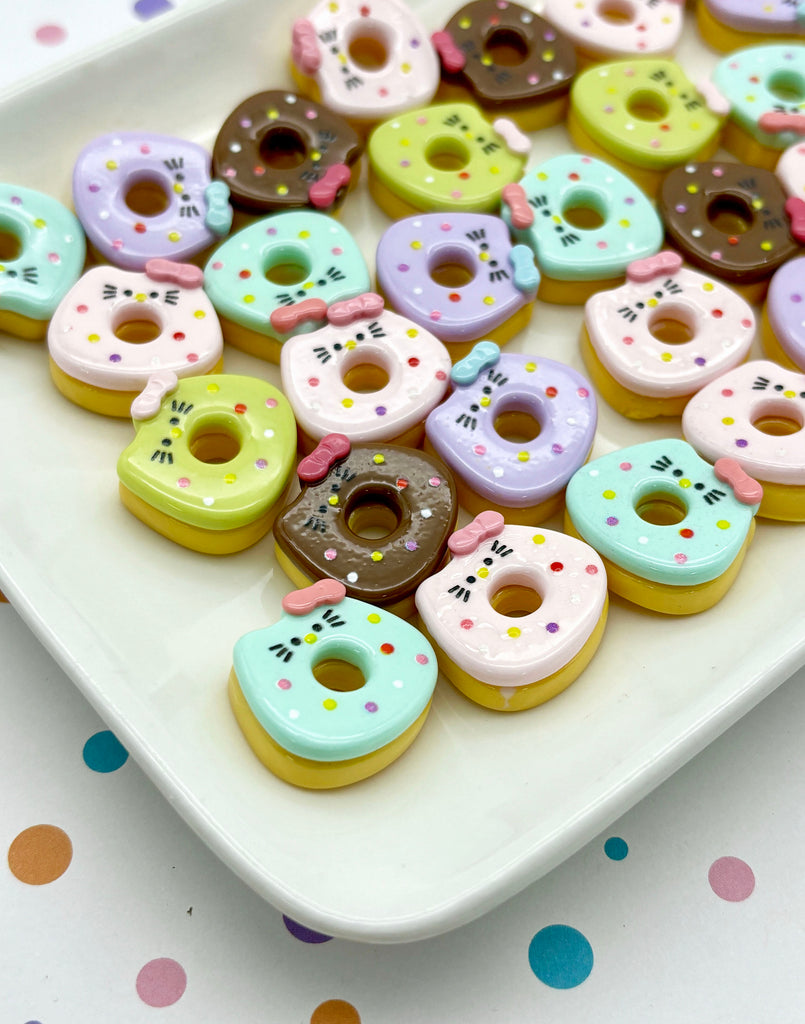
<box><xmin>0</xmin><ymin>308</ymin><xmax>47</xmax><ymax>340</ymax></box>
<box><xmin>539</xmin><ymin>273</ymin><xmax>624</xmax><ymax>306</ymax></box>
<box><xmin>564</xmin><ymin>513</ymin><xmax>757</xmax><ymax>615</ymax></box>
<box><xmin>567</xmin><ymin>111</ymin><xmax>721</xmax><ymax>199</ymax></box>
<box><xmin>419</xmin><ymin>596</ymin><xmax>608</xmax><ymax>711</ymax></box>
<box><xmin>368</xmin><ymin>167</ymin><xmax>512</xmax><ymax>222</ymax></box>
<box><xmin>719</xmin><ymin>118</ymin><xmax>783</xmax><ymax>173</ymax></box>
<box><xmin>433</xmin><ymin>81</ymin><xmax>569</xmax><ymax>133</ymax></box>
<box><xmin>228</xmin><ymin>667</ymin><xmax>432</xmax><ymax>788</ymax></box>
<box><xmin>119</xmin><ymin>474</ymin><xmax>292</xmax><ymax>555</ymax></box>
<box><xmin>218</xmin><ymin>315</ymin><xmax>285</xmax><ymax>363</ymax></box>
<box><xmin>49</xmin><ymin>356</ymin><xmax>224</xmax><ymax>418</ymax></box>
<box><xmin>761</xmin><ymin>302</ymin><xmax>805</xmax><ymax>373</ymax></box>
<box><xmin>695</xmin><ymin>1</ymin><xmax>801</xmax><ymax>53</ymax></box>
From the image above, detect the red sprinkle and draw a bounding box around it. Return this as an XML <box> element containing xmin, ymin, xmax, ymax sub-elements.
<box><xmin>134</xmin><ymin>222</ymin><xmax>146</xmax><ymax>234</ymax></box>
<box><xmin>712</xmin><ymin>309</ymin><xmax>723</xmax><ymax>318</ymax></box>
<box><xmin>239</xmin><ymin>269</ymin><xmax>251</xmax><ymax>279</ymax></box>
<box><xmin>545</xmin><ymin>386</ymin><xmax>558</xmax><ymax>398</ymax></box>
<box><xmin>680</xmin><ymin>528</ymin><xmax>694</xmax><ymax>538</ymax></box>
<box><xmin>380</xmin><ymin>643</ymin><xmax>394</xmax><ymax>654</ymax></box>
<box><xmin>235</xmin><ymin>403</ymin><xmax>247</xmax><ymax>414</ymax></box>
<box><xmin>173</xmin><ymin>332</ymin><xmax>185</xmax><ymax>341</ymax></box>
<box><xmin>408</xmin><ymin>357</ymin><xmax>420</xmax><ymax>367</ymax></box>
<box><xmin>550</xmin><ymin>561</ymin><xmax>564</xmax><ymax>572</ymax></box>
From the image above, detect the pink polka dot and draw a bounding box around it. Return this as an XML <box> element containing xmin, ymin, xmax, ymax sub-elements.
<box><xmin>709</xmin><ymin>856</ymin><xmax>755</xmax><ymax>902</ymax></box>
<box><xmin>415</xmin><ymin>653</ymin><xmax>429</xmax><ymax>665</ymax></box>
<box><xmin>585</xmin><ymin>564</ymin><xmax>599</xmax><ymax>574</ymax></box>
<box><xmin>177</xmin><ymin>477</ymin><xmax>190</xmax><ymax>488</ymax></box>
<box><xmin>265</xmin><ymin>398</ymin><xmax>277</xmax><ymax>408</ymax></box>
<box><xmin>278</xmin><ymin>678</ymin><xmax>292</xmax><ymax>690</ymax></box>
<box><xmin>473</xmin><ymin>444</ymin><xmax>486</xmax><ymax>455</ymax></box>
<box><xmin>35</xmin><ymin>24</ymin><xmax>66</xmax><ymax>46</ymax></box>
<box><xmin>460</xmin><ymin>619</ymin><xmax>473</xmax><ymax>629</ymax></box>
<box><xmin>136</xmin><ymin>958</ymin><xmax>187</xmax><ymax>1007</ymax></box>
<box><xmin>48</xmin><ymin>252</ymin><xmax>60</xmax><ymax>264</ymax></box>
<box><xmin>76</xmin><ymin>304</ymin><xmax>88</xmax><ymax>314</ymax></box>
<box><xmin>619</xmin><ymin>462</ymin><xmax>632</xmax><ymax>471</ymax></box>
<box><xmin>674</xmin><ymin>553</ymin><xmax>687</xmax><ymax>564</ymax></box>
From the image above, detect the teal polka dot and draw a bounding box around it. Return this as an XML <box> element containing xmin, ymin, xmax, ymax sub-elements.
<box><xmin>604</xmin><ymin>836</ymin><xmax>629</xmax><ymax>860</ymax></box>
<box><xmin>82</xmin><ymin>730</ymin><xmax>128</xmax><ymax>773</ymax></box>
<box><xmin>528</xmin><ymin>925</ymin><xmax>594</xmax><ymax>989</ymax></box>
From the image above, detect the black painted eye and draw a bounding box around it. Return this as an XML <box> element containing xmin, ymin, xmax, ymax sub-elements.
<box><xmin>333</xmin><ymin>343</ymin><xmax>342</xmax><ymax>351</ymax></box>
<box><xmin>331</xmin><ymin>45</ymin><xmax>338</xmax><ymax>53</ymax></box>
<box><xmin>6</xmin><ymin>269</ymin><xmax>16</xmax><ymax>277</ymax></box>
<box><xmin>355</xmin><ymin>333</ymin><xmax>364</xmax><ymax>341</ymax></box>
<box><xmin>317</xmin><ymin>279</ymin><xmax>326</xmax><ymax>287</ymax></box>
<box><xmin>774</xmin><ymin>384</ymin><xmax>784</xmax><ymax>391</ymax></box>
<box><xmin>673</xmin><ymin>469</ymin><xmax>683</xmax><ymax>477</ymax></box>
<box><xmin>654</xmin><ymin>291</ymin><xmax>663</xmax><ymax>299</ymax></box>
<box><xmin>161</xmin><ymin>438</ymin><xmax>171</xmax><ymax>446</ymax></box>
<box><xmin>694</xmin><ymin>482</ymin><xmax>705</xmax><ymax>490</ymax></box>
<box><xmin>466</xmin><ymin>576</ymin><xmax>476</xmax><ymax>584</ymax></box>
<box><xmin>482</xmin><ymin>386</ymin><xmax>492</xmax><ymax>395</ymax></box>
<box><xmin>542</xmin><ymin>209</ymin><xmax>551</xmax><ymax>216</ymax></box>
<box><xmin>489</xmin><ymin>260</ymin><xmax>498</xmax><ymax>268</ymax></box>
<box><xmin>470</xmin><ymin>404</ymin><xmax>479</xmax><ymax>412</ymax></box>
<box><xmin>175</xmin><ymin>173</ymin><xmax>184</xmax><ymax>181</ymax></box>
<box><xmin>296</xmin><ymin>290</ymin><xmax>306</xmax><ymax>298</ymax></box>
<box><xmin>483</xmin><ymin>557</ymin><xmax>493</xmax><ymax>565</ymax></box>
<box><xmin>169</xmin><ymin>417</ymin><xmax>180</xmax><ymax>425</ymax></box>
<box><xmin>312</xmin><ymin>623</ymin><xmax>323</xmax><ymax>632</ymax></box>
<box><xmin>149</xmin><ymin>291</ymin><xmax>159</xmax><ymax>298</ymax></box>
<box><xmin>124</xmin><ymin>289</ymin><xmax>133</xmax><ymax>296</ymax></box>
<box><xmin>290</xmin><ymin>637</ymin><xmax>302</xmax><ymax>647</ymax></box>
<box><xmin>636</xmin><ymin>302</ymin><xmax>644</xmax><ymax>309</ymax></box>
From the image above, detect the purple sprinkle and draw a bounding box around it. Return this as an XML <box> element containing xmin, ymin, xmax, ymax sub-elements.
<box><xmin>10</xmin><ymin>195</ymin><xmax>22</xmax><ymax>205</ymax></box>
<box><xmin>736</xmin><ymin>438</ymin><xmax>748</xmax><ymax>448</ymax></box>
<box><xmin>694</xmin><ymin>357</ymin><xmax>706</xmax><ymax>366</ymax></box>
<box><xmin>792</xmin><ymin>294</ymin><xmax>802</xmax><ymax>303</ymax></box>
<box><xmin>606</xmin><ymin>516</ymin><xmax>619</xmax><ymax>526</ymax></box>
<box><xmin>625</xmin><ymin>197</ymin><xmax>635</xmax><ymax>205</ymax></box>
<box><xmin>267</xmin><ymin>227</ymin><xmax>277</xmax><ymax>235</ymax></box>
<box><xmin>544</xmin><ymin>30</ymin><xmax>556</xmax><ymax>41</ymax></box>
<box><xmin>546</xmin><ymin>622</ymin><xmax>559</xmax><ymax>633</ymax></box>
<box><xmin>675</xmin><ymin>204</ymin><xmax>687</xmax><ymax>214</ymax></box>
<box><xmin>109</xmin><ymin>353</ymin><xmax>122</xmax><ymax>362</ymax></box>
<box><xmin>365</xmin><ymin>702</ymin><xmax>379</xmax><ymax>713</ymax></box>
<box><xmin>405</xmin><ymin>540</ymin><xmax>418</xmax><ymax>551</ymax></box>
<box><xmin>551</xmin><ymin>443</ymin><xmax>564</xmax><ymax>454</ymax></box>
<box><xmin>134</xmin><ymin>0</ymin><xmax>173</xmax><ymax>19</ymax></box>
<box><xmin>282</xmin><ymin>916</ymin><xmax>332</xmax><ymax>944</ymax></box>
<box><xmin>89</xmin><ymin>184</ymin><xmax>100</xmax><ymax>193</ymax></box>
<box><xmin>398</xmin><ymin>263</ymin><xmax>409</xmax><ymax>272</ymax></box>
<box><xmin>375</xmin><ymin>406</ymin><xmax>387</xmax><ymax>416</ymax></box>
<box><xmin>410</xmin><ymin>37</ymin><xmax>420</xmax><ymax>47</ymax></box>
<box><xmin>400</xmin><ymin>160</ymin><xmax>410</xmax><ymax>167</ymax></box>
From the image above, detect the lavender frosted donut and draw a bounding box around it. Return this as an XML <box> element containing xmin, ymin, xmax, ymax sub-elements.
<box><xmin>375</xmin><ymin>212</ymin><xmax>538</xmax><ymax>360</ymax></box>
<box><xmin>73</xmin><ymin>132</ymin><xmax>232</xmax><ymax>270</ymax></box>
<box><xmin>424</xmin><ymin>342</ymin><xmax>597</xmax><ymax>524</ymax></box>
<box><xmin>762</xmin><ymin>256</ymin><xmax>805</xmax><ymax>370</ymax></box>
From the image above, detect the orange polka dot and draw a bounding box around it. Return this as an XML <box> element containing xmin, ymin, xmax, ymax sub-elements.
<box><xmin>310</xmin><ymin>999</ymin><xmax>361</xmax><ymax>1024</ymax></box>
<box><xmin>8</xmin><ymin>824</ymin><xmax>73</xmax><ymax>884</ymax></box>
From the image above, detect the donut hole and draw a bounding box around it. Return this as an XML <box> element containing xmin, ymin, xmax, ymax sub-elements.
<box><xmin>312</xmin><ymin>656</ymin><xmax>367</xmax><ymax>692</ymax></box>
<box><xmin>648</xmin><ymin>305</ymin><xmax>696</xmax><ymax>346</ymax></box>
<box><xmin>562</xmin><ymin>190</ymin><xmax>607</xmax><ymax>231</ymax></box>
<box><xmin>429</xmin><ymin>247</ymin><xmax>476</xmax><ymax>289</ymax></box>
<box><xmin>425</xmin><ymin>137</ymin><xmax>471</xmax><ymax>172</ymax></box>
<box><xmin>341</xmin><ymin>359</ymin><xmax>391</xmax><ymax>394</ymax></box>
<box><xmin>767</xmin><ymin>70</ymin><xmax>805</xmax><ymax>105</ymax></box>
<box><xmin>706</xmin><ymin>195</ymin><xmax>754</xmax><ymax>236</ymax></box>
<box><xmin>0</xmin><ymin>228</ymin><xmax>21</xmax><ymax>261</ymax></box>
<box><xmin>124</xmin><ymin>177</ymin><xmax>170</xmax><ymax>218</ymax></box>
<box><xmin>490</xmin><ymin>573</ymin><xmax>543</xmax><ymax>618</ymax></box>
<box><xmin>345</xmin><ymin>487</ymin><xmax>403</xmax><ymax>540</ymax></box>
<box><xmin>751</xmin><ymin>399</ymin><xmax>803</xmax><ymax>436</ymax></box>
<box><xmin>264</xmin><ymin>245</ymin><xmax>311</xmax><ymax>286</ymax></box>
<box><xmin>635</xmin><ymin>490</ymin><xmax>687</xmax><ymax>527</ymax></box>
<box><xmin>625</xmin><ymin>90</ymin><xmax>669</xmax><ymax>123</ymax></box>
<box><xmin>493</xmin><ymin>400</ymin><xmax>541</xmax><ymax>444</ymax></box>
<box><xmin>112</xmin><ymin>304</ymin><xmax>163</xmax><ymax>344</ymax></box>
<box><xmin>188</xmin><ymin>419</ymin><xmax>242</xmax><ymax>464</ymax></box>
<box><xmin>484</xmin><ymin>28</ymin><xmax>529</xmax><ymax>68</ymax></box>
<box><xmin>596</xmin><ymin>0</ymin><xmax>637</xmax><ymax>24</ymax></box>
<box><xmin>259</xmin><ymin>126</ymin><xmax>307</xmax><ymax>170</ymax></box>
<box><xmin>346</xmin><ymin>22</ymin><xmax>391</xmax><ymax>71</ymax></box>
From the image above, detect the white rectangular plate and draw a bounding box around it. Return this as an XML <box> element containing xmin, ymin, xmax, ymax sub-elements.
<box><xmin>2</xmin><ymin>0</ymin><xmax>804</xmax><ymax>943</ymax></box>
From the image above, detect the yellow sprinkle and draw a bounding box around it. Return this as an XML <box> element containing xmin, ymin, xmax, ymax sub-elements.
<box><xmin>407</xmin><ymin>328</ymin><xmax>418</xmax><ymax>338</ymax></box>
<box><xmin>367</xmin><ymin>613</ymin><xmax>381</xmax><ymax>623</ymax></box>
<box><xmin>619</xmin><ymin>219</ymin><xmax>630</xmax><ymax>228</ymax></box>
<box><xmin>761</xmin><ymin>241</ymin><xmax>773</xmax><ymax>251</ymax></box>
<box><xmin>171</xmin><ymin>428</ymin><xmax>182</xmax><ymax>438</ymax></box>
<box><xmin>303</xmin><ymin>281</ymin><xmax>314</xmax><ymax>289</ymax></box>
<box><xmin>345</xmin><ymin>339</ymin><xmax>356</xmax><ymax>350</ymax></box>
<box><xmin>507</xmin><ymin>627</ymin><xmax>521</xmax><ymax>639</ymax></box>
<box><xmin>194</xmin><ymin>310</ymin><xmax>205</xmax><ymax>319</ymax></box>
<box><xmin>517</xmin><ymin>451</ymin><xmax>529</xmax><ymax>463</ymax></box>
<box><xmin>661</xmin><ymin>352</ymin><xmax>672</xmax><ymax>362</ymax></box>
<box><xmin>328</xmin><ymin>495</ymin><xmax>339</xmax><ymax>506</ymax></box>
<box><xmin>411</xmin><ymin>240</ymin><xmax>422</xmax><ymax>249</ymax></box>
<box><xmin>690</xmin><ymin>121</ymin><xmax>700</xmax><ymax>130</ymax></box>
<box><xmin>525</xmin><ymin>362</ymin><xmax>537</xmax><ymax>372</ymax></box>
<box><xmin>342</xmin><ymin>398</ymin><xmax>354</xmax><ymax>408</ymax></box>
<box><xmin>478</xmin><ymin>567</ymin><xmax>488</xmax><ymax>578</ymax></box>
<box><xmin>745</xmin><ymin>94</ymin><xmax>756</xmax><ymax>102</ymax></box>
<box><xmin>481</xmin><ymin>56</ymin><xmax>492</xmax><ymax>66</ymax></box>
<box><xmin>135</xmin><ymin>292</ymin><xmax>147</xmax><ymax>302</ymax></box>
<box><xmin>243</xmin><ymin>294</ymin><xmax>255</xmax><ymax>303</ymax></box>
<box><xmin>703</xmin><ymin>281</ymin><xmax>714</xmax><ymax>292</ymax></box>
<box><xmin>298</xmin><ymin>230</ymin><xmax>310</xmax><ymax>239</ymax></box>
<box><xmin>785</xmin><ymin>389</ymin><xmax>796</xmax><ymax>398</ymax></box>
<box><xmin>173</xmin><ymin>183</ymin><xmax>184</xmax><ymax>194</ymax></box>
<box><xmin>304</xmin><ymin>633</ymin><xmax>317</xmax><ymax>644</ymax></box>
<box><xmin>87</xmin><ymin>333</ymin><xmax>100</xmax><ymax>342</ymax></box>
<box><xmin>224</xmin><ymin>473</ymin><xmax>237</xmax><ymax>484</ymax></box>
<box><xmin>722</xmin><ymin>416</ymin><xmax>734</xmax><ymax>425</ymax></box>
<box><xmin>483</xmin><ymin>296</ymin><xmax>495</xmax><ymax>305</ymax></box>
<box><xmin>479</xmin><ymin>251</ymin><xmax>489</xmax><ymax>261</ymax></box>
<box><xmin>537</xmin><ymin>172</ymin><xmax>548</xmax><ymax>181</ymax></box>
<box><xmin>328</xmin><ymin>1</ymin><xmax>338</xmax><ymax>9</ymax></box>
<box><xmin>401</xmin><ymin>62</ymin><xmax>411</xmax><ymax>73</ymax></box>
<box><xmin>371</xmin><ymin>551</ymin><xmax>383</xmax><ymax>562</ymax></box>
<box><xmin>533</xmin><ymin>534</ymin><xmax>546</xmax><ymax>544</ymax></box>
<box><xmin>459</xmin><ymin>16</ymin><xmax>471</xmax><ymax>27</ymax></box>
<box><xmin>168</xmin><ymin>231</ymin><xmax>181</xmax><ymax>242</ymax></box>
<box><xmin>400</xmin><ymin>138</ymin><xmax>410</xmax><ymax>147</ymax></box>
<box><xmin>717</xmin><ymin>520</ymin><xmax>730</xmax><ymax>530</ymax></box>
<box><xmin>373</xmin><ymin>453</ymin><xmax>385</xmax><ymax>464</ymax></box>
<box><xmin>310</xmin><ymin>151</ymin><xmax>321</xmax><ymax>162</ymax></box>
<box><xmin>490</xmin><ymin>166</ymin><xmax>499</xmax><ymax>175</ymax></box>
<box><xmin>33</xmin><ymin>218</ymin><xmax>47</xmax><ymax>229</ymax></box>
<box><xmin>686</xmin><ymin>184</ymin><xmax>698</xmax><ymax>194</ymax></box>
<box><xmin>647</xmin><ymin>298</ymin><xmax>658</xmax><ymax>307</ymax></box>
<box><xmin>752</xmin><ymin>198</ymin><xmax>764</xmax><ymax>210</ymax></box>
<box><xmin>323</xmin><ymin>698</ymin><xmax>337</xmax><ymax>709</ymax></box>
<box><xmin>464</xmin><ymin>131</ymin><xmax>474</xmax><ymax>140</ymax></box>
<box><xmin>338</xmin><ymin>53</ymin><xmax>347</xmax><ymax>64</ymax></box>
<box><xmin>679</xmin><ymin>478</ymin><xmax>691</xmax><ymax>488</ymax></box>
<box><xmin>552</xmin><ymin>214</ymin><xmax>561</xmax><ymax>223</ymax></box>
<box><xmin>480</xmin><ymin>396</ymin><xmax>490</xmax><ymax>407</ymax></box>
<box><xmin>603</xmin><ymin>489</ymin><xmax>615</xmax><ymax>499</ymax></box>
<box><xmin>542</xmin><ymin>49</ymin><xmax>554</xmax><ymax>62</ymax></box>
<box><xmin>105</xmin><ymin>160</ymin><xmax>118</xmax><ymax>171</ymax></box>
<box><xmin>207</xmin><ymin>382</ymin><xmax>219</xmax><ymax>392</ymax></box>
<box><xmin>276</xmin><ymin>185</ymin><xmax>288</xmax><ymax>196</ymax></box>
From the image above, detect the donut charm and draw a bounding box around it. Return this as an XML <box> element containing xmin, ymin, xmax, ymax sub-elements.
<box><xmin>212</xmin><ymin>90</ymin><xmax>362</xmax><ymax>217</ymax></box>
<box><xmin>763</xmin><ymin>256</ymin><xmax>805</xmax><ymax>370</ymax></box>
<box><xmin>0</xmin><ymin>183</ymin><xmax>85</xmax><ymax>340</ymax></box>
<box><xmin>416</xmin><ymin>516</ymin><xmax>608</xmax><ymax>711</ymax></box>
<box><xmin>682</xmin><ymin>359</ymin><xmax>805</xmax><ymax>522</ymax></box>
<box><xmin>541</xmin><ymin>0</ymin><xmax>684</xmax><ymax>62</ymax></box>
<box><xmin>72</xmin><ymin>132</ymin><xmax>232</xmax><ymax>270</ymax></box>
<box><xmin>658</xmin><ymin>161</ymin><xmax>800</xmax><ymax>304</ymax></box>
<box><xmin>273</xmin><ymin>435</ymin><xmax>458</xmax><ymax>617</ymax></box>
<box><xmin>425</xmin><ymin>344</ymin><xmax>597</xmax><ymax>524</ymax></box>
<box><xmin>48</xmin><ymin>261</ymin><xmax>223</xmax><ymax>417</ymax></box>
<box><xmin>698</xmin><ymin>0</ymin><xmax>805</xmax><ymax>53</ymax></box>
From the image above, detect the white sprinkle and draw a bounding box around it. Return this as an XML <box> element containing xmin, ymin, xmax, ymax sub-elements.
<box><xmin>264</xmin><ymin>428</ymin><xmax>274</xmax><ymax>438</ymax></box>
<box><xmin>421</xmin><ymin>508</ymin><xmax>432</xmax><ymax>518</ymax></box>
<box><xmin>289</xmin><ymin>709</ymin><xmax>300</xmax><ymax>719</ymax></box>
<box><xmin>392</xmin><ymin>679</ymin><xmax>404</xmax><ymax>688</ymax></box>
<box><xmin>230</xmin><ymin>142</ymin><xmax>242</xmax><ymax>153</ymax></box>
<box><xmin>347</xmin><ymin>571</ymin><xmax>358</xmax><ymax>583</ymax></box>
<box><xmin>203</xmin><ymin>497</ymin><xmax>214</xmax><ymax>506</ymax></box>
<box><xmin>493</xmin><ymin>466</ymin><xmax>504</xmax><ymax>477</ymax></box>
<box><xmin>638</xmin><ymin>536</ymin><xmax>648</xmax><ymax>544</ymax></box>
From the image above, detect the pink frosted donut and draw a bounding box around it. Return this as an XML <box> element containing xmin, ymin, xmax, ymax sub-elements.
<box><xmin>47</xmin><ymin>260</ymin><xmax>223</xmax><ymax>417</ymax></box>
<box><xmin>540</xmin><ymin>0</ymin><xmax>684</xmax><ymax>62</ymax></box>
<box><xmin>415</xmin><ymin>512</ymin><xmax>608</xmax><ymax>710</ymax></box>
<box><xmin>682</xmin><ymin>358</ymin><xmax>805</xmax><ymax>521</ymax></box>
<box><xmin>582</xmin><ymin>251</ymin><xmax>756</xmax><ymax>419</ymax></box>
<box><xmin>280</xmin><ymin>292</ymin><xmax>451</xmax><ymax>450</ymax></box>
<box><xmin>775</xmin><ymin>140</ymin><xmax>805</xmax><ymax>200</ymax></box>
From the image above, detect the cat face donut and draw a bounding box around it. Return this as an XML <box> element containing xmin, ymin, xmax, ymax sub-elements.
<box><xmin>290</xmin><ymin>0</ymin><xmax>439</xmax><ymax>130</ymax></box>
<box><xmin>775</xmin><ymin>140</ymin><xmax>805</xmax><ymax>200</ymax></box>
<box><xmin>415</xmin><ymin>513</ymin><xmax>608</xmax><ymax>711</ymax></box>
<box><xmin>569</xmin><ymin>59</ymin><xmax>724</xmax><ymax>198</ymax></box>
<box><xmin>682</xmin><ymin>360</ymin><xmax>805</xmax><ymax>522</ymax></box>
<box><xmin>73</xmin><ymin>132</ymin><xmax>232</xmax><ymax>271</ymax></box>
<box><xmin>710</xmin><ymin>45</ymin><xmax>805</xmax><ymax>170</ymax></box>
<box><xmin>367</xmin><ymin>102</ymin><xmax>530</xmax><ymax>218</ymax></box>
<box><xmin>763</xmin><ymin>257</ymin><xmax>805</xmax><ymax>371</ymax></box>
<box><xmin>0</xmin><ymin>183</ymin><xmax>85</xmax><ymax>340</ymax></box>
<box><xmin>117</xmin><ymin>372</ymin><xmax>296</xmax><ymax>554</ymax></box>
<box><xmin>432</xmin><ymin>2</ymin><xmax>576</xmax><ymax>132</ymax></box>
<box><xmin>273</xmin><ymin>435</ymin><xmax>458</xmax><ymax>618</ymax></box>
<box><xmin>212</xmin><ymin>90</ymin><xmax>362</xmax><ymax>218</ymax></box>
<box><xmin>425</xmin><ymin>344</ymin><xmax>597</xmax><ymax>525</ymax></box>
<box><xmin>280</xmin><ymin>293</ymin><xmax>451</xmax><ymax>450</ymax></box>
<box><xmin>375</xmin><ymin>212</ymin><xmax>538</xmax><ymax>359</ymax></box>
<box><xmin>229</xmin><ymin>579</ymin><xmax>438</xmax><ymax>788</ymax></box>
<box><xmin>658</xmin><ymin>161</ymin><xmax>800</xmax><ymax>304</ymax></box>
<box><xmin>581</xmin><ymin>251</ymin><xmax>756</xmax><ymax>419</ymax></box>
<box><xmin>564</xmin><ymin>437</ymin><xmax>762</xmax><ymax>615</ymax></box>
<box><xmin>47</xmin><ymin>261</ymin><xmax>223</xmax><ymax>417</ymax></box>
<box><xmin>500</xmin><ymin>153</ymin><xmax>663</xmax><ymax>305</ymax></box>
<box><xmin>698</xmin><ymin>0</ymin><xmax>805</xmax><ymax>53</ymax></box>
<box><xmin>203</xmin><ymin>210</ymin><xmax>371</xmax><ymax>363</ymax></box>
<box><xmin>540</xmin><ymin>0</ymin><xmax>683</xmax><ymax>63</ymax></box>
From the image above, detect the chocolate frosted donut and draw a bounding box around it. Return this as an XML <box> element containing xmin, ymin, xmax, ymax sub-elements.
<box><xmin>432</xmin><ymin>1</ymin><xmax>575</xmax><ymax>130</ymax></box>
<box><xmin>212</xmin><ymin>90</ymin><xmax>362</xmax><ymax>216</ymax></box>
<box><xmin>273</xmin><ymin>435</ymin><xmax>458</xmax><ymax>617</ymax></box>
<box><xmin>659</xmin><ymin>160</ymin><xmax>800</xmax><ymax>301</ymax></box>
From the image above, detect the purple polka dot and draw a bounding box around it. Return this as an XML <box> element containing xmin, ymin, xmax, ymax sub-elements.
<box><xmin>10</xmin><ymin>195</ymin><xmax>22</xmax><ymax>205</ymax></box>
<box><xmin>282</xmin><ymin>915</ymin><xmax>333</xmax><ymax>943</ymax></box>
<box><xmin>694</xmin><ymin>357</ymin><xmax>706</xmax><ymax>366</ymax></box>
<box><xmin>255</xmin><ymin>458</ymin><xmax>267</xmax><ymax>469</ymax></box>
<box><xmin>551</xmin><ymin>443</ymin><xmax>564</xmax><ymax>454</ymax></box>
<box><xmin>709</xmin><ymin>857</ymin><xmax>755</xmax><ymax>902</ymax></box>
<box><xmin>606</xmin><ymin>516</ymin><xmax>619</xmax><ymax>526</ymax></box>
<box><xmin>625</xmin><ymin>196</ymin><xmax>635</xmax><ymax>205</ymax></box>
<box><xmin>375</xmin><ymin>406</ymin><xmax>387</xmax><ymax>416</ymax></box>
<box><xmin>544</xmin><ymin>29</ymin><xmax>556</xmax><ymax>41</ymax></box>
<box><xmin>109</xmin><ymin>353</ymin><xmax>122</xmax><ymax>363</ymax></box>
<box><xmin>365</xmin><ymin>702</ymin><xmax>378</xmax><ymax>713</ymax></box>
<box><xmin>736</xmin><ymin>438</ymin><xmax>748</xmax><ymax>448</ymax></box>
<box><xmin>405</xmin><ymin>540</ymin><xmax>418</xmax><ymax>551</ymax></box>
<box><xmin>89</xmin><ymin>183</ymin><xmax>100</xmax><ymax>193</ymax></box>
<box><xmin>675</xmin><ymin>204</ymin><xmax>687</xmax><ymax>214</ymax></box>
<box><xmin>398</xmin><ymin>263</ymin><xmax>409</xmax><ymax>272</ymax></box>
<box><xmin>792</xmin><ymin>294</ymin><xmax>802</xmax><ymax>303</ymax></box>
<box><xmin>546</xmin><ymin>622</ymin><xmax>559</xmax><ymax>633</ymax></box>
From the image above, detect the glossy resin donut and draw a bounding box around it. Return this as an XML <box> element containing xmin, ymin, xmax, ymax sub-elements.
<box><xmin>762</xmin><ymin>256</ymin><xmax>805</xmax><ymax>370</ymax></box>
<box><xmin>775</xmin><ymin>139</ymin><xmax>805</xmax><ymax>199</ymax></box>
<box><xmin>202</xmin><ymin>210</ymin><xmax>371</xmax><ymax>362</ymax></box>
<box><xmin>500</xmin><ymin>153</ymin><xmax>662</xmax><ymax>304</ymax></box>
<box><xmin>711</xmin><ymin>44</ymin><xmax>805</xmax><ymax>169</ymax></box>
<box><xmin>229</xmin><ymin>578</ymin><xmax>438</xmax><ymax>788</ymax></box>
<box><xmin>280</xmin><ymin>293</ymin><xmax>451</xmax><ymax>450</ymax></box>
<box><xmin>698</xmin><ymin>0</ymin><xmax>805</xmax><ymax>53</ymax></box>
<box><xmin>564</xmin><ymin>437</ymin><xmax>762</xmax><ymax>614</ymax></box>
<box><xmin>290</xmin><ymin>0</ymin><xmax>439</xmax><ymax>130</ymax></box>
<box><xmin>212</xmin><ymin>90</ymin><xmax>362</xmax><ymax>218</ymax></box>
<box><xmin>73</xmin><ymin>132</ymin><xmax>232</xmax><ymax>270</ymax></box>
<box><xmin>425</xmin><ymin>343</ymin><xmax>597</xmax><ymax>524</ymax></box>
<box><xmin>682</xmin><ymin>359</ymin><xmax>805</xmax><ymax>521</ymax></box>
<box><xmin>415</xmin><ymin>513</ymin><xmax>608</xmax><ymax>711</ymax></box>
<box><xmin>375</xmin><ymin>212</ymin><xmax>538</xmax><ymax>358</ymax></box>
<box><xmin>0</xmin><ymin>183</ymin><xmax>85</xmax><ymax>340</ymax></box>
<box><xmin>367</xmin><ymin>102</ymin><xmax>530</xmax><ymax>218</ymax></box>
<box><xmin>540</xmin><ymin>0</ymin><xmax>684</xmax><ymax>64</ymax></box>
<box><xmin>273</xmin><ymin>434</ymin><xmax>458</xmax><ymax>617</ymax></box>
<box><xmin>658</xmin><ymin>161</ymin><xmax>800</xmax><ymax>304</ymax></box>
<box><xmin>117</xmin><ymin>372</ymin><xmax>296</xmax><ymax>554</ymax></box>
<box><xmin>432</xmin><ymin>1</ymin><xmax>576</xmax><ymax>131</ymax></box>
<box><xmin>581</xmin><ymin>251</ymin><xmax>756</xmax><ymax>419</ymax></box>
<box><xmin>569</xmin><ymin>59</ymin><xmax>724</xmax><ymax>197</ymax></box>
<box><xmin>48</xmin><ymin>260</ymin><xmax>223</xmax><ymax>417</ymax></box>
